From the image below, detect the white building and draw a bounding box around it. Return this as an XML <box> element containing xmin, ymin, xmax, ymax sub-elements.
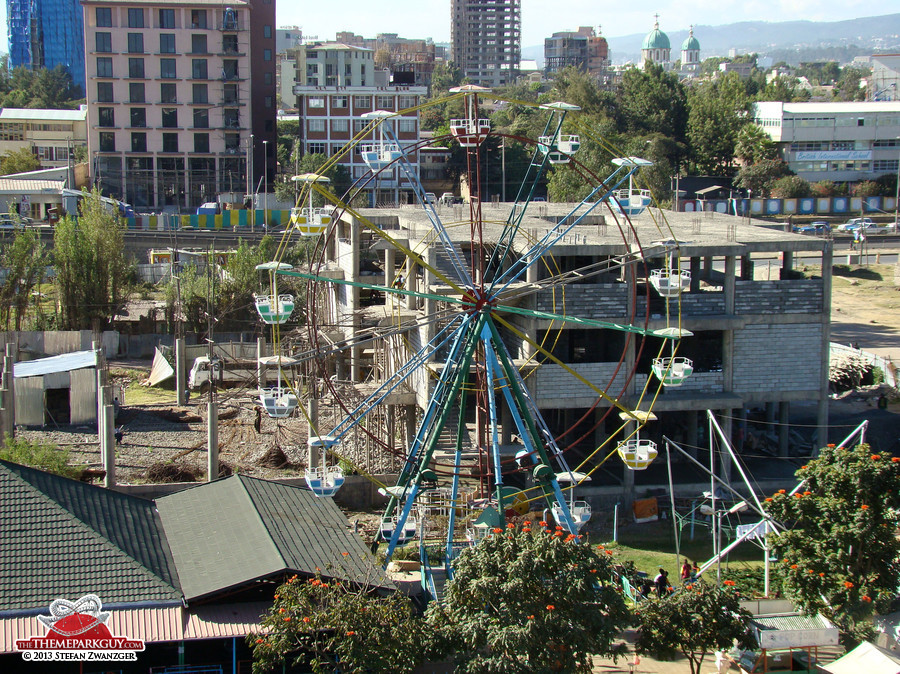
<box><xmin>870</xmin><ymin>54</ymin><xmax>900</xmax><ymax>101</ymax></box>
<box><xmin>0</xmin><ymin>106</ymin><xmax>87</xmax><ymax>169</ymax></box>
<box><xmin>753</xmin><ymin>101</ymin><xmax>900</xmax><ymax>185</ymax></box>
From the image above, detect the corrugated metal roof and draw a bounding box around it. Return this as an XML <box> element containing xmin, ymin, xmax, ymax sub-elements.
<box><xmin>754</xmin><ymin>614</ymin><xmax>833</xmax><ymax>631</ymax></box>
<box><xmin>157</xmin><ymin>475</ymin><xmax>392</xmax><ymax>602</ymax></box>
<box><xmin>0</xmin><ymin>179</ymin><xmax>64</xmax><ymax>194</ymax></box>
<box><xmin>0</xmin><ymin>107</ymin><xmax>86</xmax><ymax>122</ymax></box>
<box><xmin>823</xmin><ymin>641</ymin><xmax>900</xmax><ymax>674</ymax></box>
<box><xmin>14</xmin><ymin>350</ymin><xmax>97</xmax><ymax>378</ymax></box>
<box><xmin>0</xmin><ymin>602</ymin><xmax>270</xmax><ymax>653</ymax></box>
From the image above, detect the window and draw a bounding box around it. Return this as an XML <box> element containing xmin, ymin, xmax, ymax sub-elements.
<box><xmin>160</xmin><ymin>83</ymin><xmax>176</xmax><ymax>103</ymax></box>
<box><xmin>192</xmin><ymin>59</ymin><xmax>208</xmax><ymax>79</ymax></box>
<box><xmin>193</xmin><ymin>108</ymin><xmax>209</xmax><ymax>128</ymax></box>
<box><xmin>128</xmin><ymin>58</ymin><xmax>144</xmax><ymax>78</ymax></box>
<box><xmin>264</xmin><ymin>72</ymin><xmax>272</xmax><ymax>85</ymax></box>
<box><xmin>222</xmin><ymin>7</ymin><xmax>238</xmax><ymax>29</ymax></box>
<box><xmin>223</xmin><ymin>34</ymin><xmax>238</xmax><ymax>54</ymax></box>
<box><xmin>162</xmin><ymin>108</ymin><xmax>177</xmax><ymax>127</ymax></box>
<box><xmin>874</xmin><ymin>139</ymin><xmax>900</xmax><ymax>148</ymax></box>
<box><xmin>191</xmin><ymin>34</ymin><xmax>207</xmax><ymax>54</ymax></box>
<box><xmin>263</xmin><ymin>25</ymin><xmax>272</xmax><ymax>38</ymax></box>
<box><xmin>129</xmin><ymin>82</ymin><xmax>145</xmax><ymax>103</ymax></box>
<box><xmin>353</xmin><ymin>95</ymin><xmax>370</xmax><ymax>109</ymax></box>
<box><xmin>160</xmin><ymin>59</ymin><xmax>176</xmax><ymax>78</ymax></box>
<box><xmin>96</xmin><ymin>32</ymin><xmax>112</xmax><ymax>52</ymax></box>
<box><xmin>874</xmin><ymin>159</ymin><xmax>900</xmax><ymax>172</ymax></box>
<box><xmin>96</xmin><ymin>57</ymin><xmax>113</xmax><ymax>77</ymax></box>
<box><xmin>190</xmin><ymin>10</ymin><xmax>207</xmax><ymax>29</ymax></box>
<box><xmin>307</xmin><ymin>142</ymin><xmax>326</xmax><ymax>154</ymax></box>
<box><xmin>222</xmin><ymin>60</ymin><xmax>238</xmax><ymax>80</ymax></box>
<box><xmin>309</xmin><ymin>96</ymin><xmax>325</xmax><ymax>109</ymax></box>
<box><xmin>98</xmin><ymin>108</ymin><xmax>114</xmax><ymax>127</ymax></box>
<box><xmin>332</xmin><ymin>95</ymin><xmax>348</xmax><ymax>108</ymax></box>
<box><xmin>194</xmin><ymin>133</ymin><xmax>210</xmax><ymax>153</ymax></box>
<box><xmin>97</xmin><ymin>81</ymin><xmax>113</xmax><ymax>102</ymax></box>
<box><xmin>128</xmin><ymin>8</ymin><xmax>144</xmax><ymax>28</ymax></box>
<box><xmin>162</xmin><ymin>133</ymin><xmax>178</xmax><ymax>152</ymax></box>
<box><xmin>264</xmin><ymin>96</ymin><xmax>273</xmax><ymax>108</ymax></box>
<box><xmin>331</xmin><ymin>119</ymin><xmax>349</xmax><ymax>133</ymax></box>
<box><xmin>223</xmin><ymin>83</ymin><xmax>238</xmax><ymax>104</ymax></box>
<box><xmin>131</xmin><ymin>132</ymin><xmax>147</xmax><ymax>152</ymax></box>
<box><xmin>263</xmin><ymin>48</ymin><xmax>272</xmax><ymax>61</ymax></box>
<box><xmin>130</xmin><ymin>108</ymin><xmax>146</xmax><ymax>128</ymax></box>
<box><xmin>223</xmin><ymin>109</ymin><xmax>239</xmax><ymax>128</ymax></box>
<box><xmin>308</xmin><ymin>119</ymin><xmax>325</xmax><ymax>133</ymax></box>
<box><xmin>224</xmin><ymin>133</ymin><xmax>240</xmax><ymax>152</ymax></box>
<box><xmin>127</xmin><ymin>33</ymin><xmax>143</xmax><ymax>54</ymax></box>
<box><xmin>96</xmin><ymin>7</ymin><xmax>112</xmax><ymax>27</ymax></box>
<box><xmin>398</xmin><ymin>95</ymin><xmax>417</xmax><ymax>109</ymax></box>
<box><xmin>159</xmin><ymin>34</ymin><xmax>175</xmax><ymax>53</ymax></box>
<box><xmin>192</xmin><ymin>83</ymin><xmax>208</xmax><ymax>103</ymax></box>
<box><xmin>99</xmin><ymin>132</ymin><xmax>115</xmax><ymax>152</ymax></box>
<box><xmin>352</xmin><ymin>119</ymin><xmax>368</xmax><ymax>134</ymax></box>
<box><xmin>398</xmin><ymin>118</ymin><xmax>416</xmax><ymax>133</ymax></box>
<box><xmin>376</xmin><ymin>95</ymin><xmax>394</xmax><ymax>110</ymax></box>
<box><xmin>158</xmin><ymin>8</ymin><xmax>175</xmax><ymax>29</ymax></box>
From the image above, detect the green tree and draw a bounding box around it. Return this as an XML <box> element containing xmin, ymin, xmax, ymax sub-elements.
<box><xmin>733</xmin><ymin>159</ymin><xmax>793</xmax><ymax>197</ymax></box>
<box><xmin>53</xmin><ymin>188</ymin><xmax>132</xmax><ymax>330</ymax></box>
<box><xmin>620</xmin><ymin>64</ymin><xmax>688</xmax><ymax>142</ymax></box>
<box><xmin>0</xmin><ymin>147</ymin><xmax>41</xmax><ymax>175</ymax></box>
<box><xmin>734</xmin><ymin>124</ymin><xmax>777</xmax><ymax>165</ymax></box>
<box><xmin>426</xmin><ymin>523</ymin><xmax>630</xmax><ymax>672</ymax></box>
<box><xmin>810</xmin><ymin>180</ymin><xmax>844</xmax><ymax>197</ymax></box>
<box><xmin>759</xmin><ymin>76</ymin><xmax>800</xmax><ymax>103</ymax></box>
<box><xmin>765</xmin><ymin>443</ymin><xmax>900</xmax><ymax>644</ymax></box>
<box><xmin>770</xmin><ymin>175</ymin><xmax>811</xmax><ymax>198</ymax></box>
<box><xmin>687</xmin><ymin>72</ymin><xmax>750</xmax><ymax>174</ymax></box>
<box><xmin>292</xmin><ymin>153</ymin><xmax>351</xmax><ymax>206</ymax></box>
<box><xmin>249</xmin><ymin>572</ymin><xmax>425</xmax><ymax>673</ymax></box>
<box><xmin>430</xmin><ymin>61</ymin><xmax>462</xmax><ymax>94</ymax></box>
<box><xmin>0</xmin><ymin>226</ymin><xmax>45</xmax><ymax>329</ymax></box>
<box><xmin>851</xmin><ymin>180</ymin><xmax>881</xmax><ymax>198</ymax></box>
<box><xmin>636</xmin><ymin>583</ymin><xmax>753</xmax><ymax>674</ymax></box>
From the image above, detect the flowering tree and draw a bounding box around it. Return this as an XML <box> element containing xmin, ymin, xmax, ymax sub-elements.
<box><xmin>764</xmin><ymin>443</ymin><xmax>900</xmax><ymax>643</ymax></box>
<box><xmin>636</xmin><ymin>583</ymin><xmax>753</xmax><ymax>674</ymax></box>
<box><xmin>426</xmin><ymin>522</ymin><xmax>631</xmax><ymax>673</ymax></box>
<box><xmin>248</xmin><ymin>571</ymin><xmax>426</xmax><ymax>673</ymax></box>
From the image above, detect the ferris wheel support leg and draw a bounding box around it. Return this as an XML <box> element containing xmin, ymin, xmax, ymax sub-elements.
<box><xmin>445</xmin><ymin>386</ymin><xmax>469</xmax><ymax>577</ymax></box>
<box><xmin>481</xmin><ymin>331</ymin><xmax>506</xmax><ymax>510</ymax></box>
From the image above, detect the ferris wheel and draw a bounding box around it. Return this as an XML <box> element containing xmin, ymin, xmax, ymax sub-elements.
<box><xmin>263</xmin><ymin>85</ymin><xmax>693</xmax><ymax>565</ymax></box>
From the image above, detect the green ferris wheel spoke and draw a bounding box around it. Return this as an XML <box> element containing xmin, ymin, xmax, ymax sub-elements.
<box><xmin>492</xmin><ymin>303</ymin><xmax>675</xmax><ymax>338</ymax></box>
<box><xmin>276</xmin><ymin>268</ymin><xmax>469</xmax><ymax>306</ymax></box>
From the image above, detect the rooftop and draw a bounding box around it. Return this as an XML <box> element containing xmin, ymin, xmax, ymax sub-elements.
<box><xmin>0</xmin><ymin>106</ymin><xmax>86</xmax><ymax>122</ymax></box>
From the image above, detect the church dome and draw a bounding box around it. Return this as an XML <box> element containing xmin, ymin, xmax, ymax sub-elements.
<box><xmin>682</xmin><ymin>28</ymin><xmax>700</xmax><ymax>51</ymax></box>
<box><xmin>642</xmin><ymin>21</ymin><xmax>670</xmax><ymax>50</ymax></box>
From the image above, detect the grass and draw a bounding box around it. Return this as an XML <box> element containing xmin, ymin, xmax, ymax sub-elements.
<box><xmin>0</xmin><ymin>436</ymin><xmax>85</xmax><ymax>478</ymax></box>
<box><xmin>110</xmin><ymin>367</ymin><xmax>175</xmax><ymax>406</ymax></box>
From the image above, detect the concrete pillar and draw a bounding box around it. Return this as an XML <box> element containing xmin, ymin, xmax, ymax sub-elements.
<box><xmin>424</xmin><ymin>246</ymin><xmax>438</xmax><ymax>346</ymax></box>
<box><xmin>307</xmin><ymin>397</ymin><xmax>320</xmax><ymax>467</ymax></box>
<box><xmin>176</xmin><ymin>337</ymin><xmax>187</xmax><ymax>405</ymax></box>
<box><xmin>350</xmin><ymin>215</ymin><xmax>362</xmax><ymax>382</ymax></box>
<box><xmin>724</xmin><ymin>256</ymin><xmax>736</xmax><ymax>315</ymax></box>
<box><xmin>384</xmin><ymin>248</ymin><xmax>395</xmax><ymax>307</ymax></box>
<box><xmin>256</xmin><ymin>336</ymin><xmax>267</xmax><ymax>388</ymax></box>
<box><xmin>686</xmin><ymin>410</ymin><xmax>699</xmax><ymax>459</ymax></box>
<box><xmin>404</xmin><ymin>404</ymin><xmax>417</xmax><ymax>451</ymax></box>
<box><xmin>690</xmin><ymin>257</ymin><xmax>701</xmax><ymax>292</ymax></box>
<box><xmin>500</xmin><ymin>403</ymin><xmax>512</xmax><ymax>446</ymax></box>
<box><xmin>93</xmin><ymin>339</ymin><xmax>105</xmax><ymax>423</ymax></box>
<box><xmin>719</xmin><ymin>409</ymin><xmax>733</xmax><ymax>483</ymax></box>
<box><xmin>207</xmin><ymin>401</ymin><xmax>218</xmax><ymax>481</ymax></box>
<box><xmin>703</xmin><ymin>256</ymin><xmax>713</xmax><ymax>280</ymax></box>
<box><xmin>102</xmin><ymin>403</ymin><xmax>115</xmax><ymax>488</ymax></box>
<box><xmin>817</xmin><ymin>243</ymin><xmax>832</xmax><ymax>447</ymax></box>
<box><xmin>740</xmin><ymin>254</ymin><xmax>753</xmax><ymax>281</ymax></box>
<box><xmin>3</xmin><ymin>343</ymin><xmax>15</xmax><ymax>439</ymax></box>
<box><xmin>405</xmin><ymin>258</ymin><xmax>417</xmax><ymax>310</ymax></box>
<box><xmin>781</xmin><ymin>251</ymin><xmax>794</xmax><ymax>279</ymax></box>
<box><xmin>778</xmin><ymin>401</ymin><xmax>790</xmax><ymax>457</ymax></box>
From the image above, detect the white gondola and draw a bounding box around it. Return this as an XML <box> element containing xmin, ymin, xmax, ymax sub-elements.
<box><xmin>651</xmin><ymin>356</ymin><xmax>694</xmax><ymax>387</ymax></box>
<box><xmin>465</xmin><ymin>522</ymin><xmax>491</xmax><ymax>544</ymax></box>
<box><xmin>610</xmin><ymin>156</ymin><xmax>653</xmax><ymax>216</ymax></box>
<box><xmin>290</xmin><ymin>173</ymin><xmax>333</xmax><ymax>236</ymax></box>
<box><xmin>380</xmin><ymin>515</ymin><xmax>418</xmax><ymax>544</ymax></box>
<box><xmin>551</xmin><ymin>500</ymin><xmax>592</xmax><ymax>531</ymax></box>
<box><xmin>305</xmin><ymin>435</ymin><xmax>345</xmax><ymax>497</ymax></box>
<box><xmin>537</xmin><ymin>134</ymin><xmax>581</xmax><ymax>164</ymax></box>
<box><xmin>360</xmin><ymin>110</ymin><xmax>404</xmax><ymax>169</ymax></box>
<box><xmin>259</xmin><ymin>386</ymin><xmax>298</xmax><ymax>418</ymax></box>
<box><xmin>616</xmin><ymin>438</ymin><xmax>659</xmax><ymax>470</ymax></box>
<box><xmin>448</xmin><ymin>85</ymin><xmax>492</xmax><ymax>147</ymax></box>
<box><xmin>649</xmin><ymin>268</ymin><xmax>691</xmax><ymax>297</ymax></box>
<box><xmin>254</xmin><ymin>293</ymin><xmax>294</xmax><ymax>324</ymax></box>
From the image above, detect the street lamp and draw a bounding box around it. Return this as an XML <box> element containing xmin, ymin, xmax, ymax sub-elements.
<box><xmin>262</xmin><ymin>139</ymin><xmax>269</xmax><ymax>230</ymax></box>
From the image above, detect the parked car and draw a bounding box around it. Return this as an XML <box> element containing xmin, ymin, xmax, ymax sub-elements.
<box><xmin>836</xmin><ymin>217</ymin><xmax>877</xmax><ymax>232</ymax></box>
<box><xmin>793</xmin><ymin>221</ymin><xmax>830</xmax><ymax>234</ymax></box>
<box><xmin>423</xmin><ymin>192</ymin><xmax>437</xmax><ymax>205</ymax></box>
<box><xmin>439</xmin><ymin>192</ymin><xmax>461</xmax><ymax>206</ymax></box>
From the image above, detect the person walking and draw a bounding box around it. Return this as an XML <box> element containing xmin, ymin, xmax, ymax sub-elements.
<box><xmin>681</xmin><ymin>560</ymin><xmax>692</xmax><ymax>583</ymax></box>
<box><xmin>654</xmin><ymin>568</ymin><xmax>669</xmax><ymax>598</ymax></box>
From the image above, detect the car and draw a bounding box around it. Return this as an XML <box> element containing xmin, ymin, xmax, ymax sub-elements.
<box><xmin>836</xmin><ymin>217</ymin><xmax>876</xmax><ymax>232</ymax></box>
<box><xmin>423</xmin><ymin>192</ymin><xmax>437</xmax><ymax>205</ymax></box>
<box><xmin>793</xmin><ymin>221</ymin><xmax>830</xmax><ymax>234</ymax></box>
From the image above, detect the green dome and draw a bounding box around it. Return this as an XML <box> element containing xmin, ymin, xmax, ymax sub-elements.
<box><xmin>642</xmin><ymin>26</ymin><xmax>670</xmax><ymax>50</ymax></box>
<box><xmin>682</xmin><ymin>34</ymin><xmax>700</xmax><ymax>51</ymax></box>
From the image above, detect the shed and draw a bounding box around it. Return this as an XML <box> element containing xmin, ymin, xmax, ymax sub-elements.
<box><xmin>738</xmin><ymin>613</ymin><xmax>840</xmax><ymax>674</ymax></box>
<box><xmin>822</xmin><ymin>641</ymin><xmax>900</xmax><ymax>674</ymax></box>
<box><xmin>13</xmin><ymin>350</ymin><xmax>98</xmax><ymax>425</ymax></box>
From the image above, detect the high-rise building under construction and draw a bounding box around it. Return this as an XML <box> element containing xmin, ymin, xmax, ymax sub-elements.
<box><xmin>451</xmin><ymin>0</ymin><xmax>520</xmax><ymax>87</ymax></box>
<box><xmin>7</xmin><ymin>0</ymin><xmax>86</xmax><ymax>93</ymax></box>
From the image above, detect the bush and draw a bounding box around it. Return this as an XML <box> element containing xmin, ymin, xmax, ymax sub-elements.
<box><xmin>770</xmin><ymin>175</ymin><xmax>811</xmax><ymax>198</ymax></box>
<box><xmin>0</xmin><ymin>436</ymin><xmax>84</xmax><ymax>478</ymax></box>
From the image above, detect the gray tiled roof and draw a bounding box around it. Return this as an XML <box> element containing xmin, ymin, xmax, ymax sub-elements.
<box><xmin>157</xmin><ymin>475</ymin><xmax>391</xmax><ymax>602</ymax></box>
<box><xmin>0</xmin><ymin>461</ymin><xmax>182</xmax><ymax>613</ymax></box>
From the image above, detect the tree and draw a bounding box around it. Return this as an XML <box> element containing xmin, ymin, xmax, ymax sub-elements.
<box><xmin>734</xmin><ymin>124</ymin><xmax>777</xmax><ymax>165</ymax></box>
<box><xmin>0</xmin><ymin>226</ymin><xmax>45</xmax><ymax>330</ymax></box>
<box><xmin>851</xmin><ymin>180</ymin><xmax>881</xmax><ymax>198</ymax></box>
<box><xmin>733</xmin><ymin>159</ymin><xmax>793</xmax><ymax>197</ymax></box>
<box><xmin>0</xmin><ymin>147</ymin><xmax>41</xmax><ymax>175</ymax></box>
<box><xmin>765</xmin><ymin>443</ymin><xmax>900</xmax><ymax>644</ymax></box>
<box><xmin>636</xmin><ymin>583</ymin><xmax>753</xmax><ymax>674</ymax></box>
<box><xmin>687</xmin><ymin>72</ymin><xmax>750</xmax><ymax>174</ymax></box>
<box><xmin>430</xmin><ymin>61</ymin><xmax>462</xmax><ymax>93</ymax></box>
<box><xmin>53</xmin><ymin>189</ymin><xmax>132</xmax><ymax>330</ymax></box>
<box><xmin>249</xmin><ymin>571</ymin><xmax>425</xmax><ymax>673</ymax></box>
<box><xmin>810</xmin><ymin>180</ymin><xmax>844</xmax><ymax>198</ymax></box>
<box><xmin>770</xmin><ymin>175</ymin><xmax>810</xmax><ymax>198</ymax></box>
<box><xmin>620</xmin><ymin>64</ymin><xmax>688</xmax><ymax>143</ymax></box>
<box><xmin>426</xmin><ymin>523</ymin><xmax>630</xmax><ymax>672</ymax></box>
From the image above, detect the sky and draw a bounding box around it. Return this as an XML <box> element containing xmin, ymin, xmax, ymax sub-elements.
<box><xmin>0</xmin><ymin>0</ymin><xmax>882</xmax><ymax>54</ymax></box>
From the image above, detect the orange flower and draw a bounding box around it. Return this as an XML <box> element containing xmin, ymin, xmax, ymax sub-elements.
<box><xmin>342</xmin><ymin>552</ymin><xmax>350</xmax><ymax>556</ymax></box>
<box><xmin>766</xmin><ymin>497</ymin><xmax>774</xmax><ymax>502</ymax></box>
<box><xmin>892</xmin><ymin>457</ymin><xmax>900</xmax><ymax>463</ymax></box>
<box><xmin>527</xmin><ymin>614</ymin><xmax>535</xmax><ymax>620</ymax></box>
<box><xmin>807</xmin><ymin>569</ymin><xmax>814</xmax><ymax>574</ymax></box>
<box><xmin>554</xmin><ymin>531</ymin><xmax>563</xmax><ymax>537</ymax></box>
<box><xmin>556</xmin><ymin>525</ymin><xmax>564</xmax><ymax>531</ymax></box>
<box><xmin>283</xmin><ymin>617</ymin><xmax>291</xmax><ymax>622</ymax></box>
<box><xmin>565</xmin><ymin>534</ymin><xmax>575</xmax><ymax>542</ymax></box>
<box><xmin>827</xmin><ymin>444</ymin><xmax>836</xmax><ymax>448</ymax></box>
<box><xmin>803</xmin><ymin>491</ymin><xmax>811</xmax><ymax>496</ymax></box>
<box><xmin>794</xmin><ymin>493</ymin><xmax>802</xmax><ymax>498</ymax></box>
<box><xmin>861</xmin><ymin>504</ymin><xmax>869</xmax><ymax>510</ymax></box>
<box><xmin>778</xmin><ymin>489</ymin><xmax>786</xmax><ymax>494</ymax></box>
<box><xmin>546</xmin><ymin>604</ymin><xmax>555</xmax><ymax>611</ymax></box>
<box><xmin>279</xmin><ymin>608</ymin><xmax>285</xmax><ymax>613</ymax></box>
<box><xmin>590</xmin><ymin>569</ymin><xmax>597</xmax><ymax>574</ymax></box>
<box><xmin>819</xmin><ymin>572</ymin><xmax>825</xmax><ymax>577</ymax></box>
<box><xmin>844</xmin><ymin>581</ymin><xmax>854</xmax><ymax>588</ymax></box>
<box><xmin>801</xmin><ymin>465</ymin><xmax>808</xmax><ymax>469</ymax></box>
<box><xmin>492</xmin><ymin>527</ymin><xmax>503</xmax><ymax>534</ymax></box>
<box><xmin>872</xmin><ymin>455</ymin><xmax>881</xmax><ymax>460</ymax></box>
<box><xmin>723</xmin><ymin>580</ymin><xmax>736</xmax><ymax>586</ymax></box>
<box><xmin>256</xmin><ymin>638</ymin><xmax>263</xmax><ymax>644</ymax></box>
<box><xmin>539</xmin><ymin>521</ymin><xmax>548</xmax><ymax>527</ymax></box>
<box><xmin>274</xmin><ymin>594</ymin><xmax>279</xmax><ymax>599</ymax></box>
<box><xmin>606</xmin><ymin>550</ymin><xmax>613</xmax><ymax>555</ymax></box>
<box><xmin>862</xmin><ymin>595</ymin><xmax>872</xmax><ymax>603</ymax></box>
<box><xmin>522</xmin><ymin>527</ymin><xmax>531</xmax><ymax>533</ymax></box>
<box><xmin>507</xmin><ymin>523</ymin><xmax>515</xmax><ymax>529</ymax></box>
<box><xmin>346</xmin><ymin>630</ymin><xmax>356</xmax><ymax>635</ymax></box>
<box><xmin>302</xmin><ymin>617</ymin><xmax>310</xmax><ymax>623</ymax></box>
<box><xmin>791</xmin><ymin>564</ymin><xmax>798</xmax><ymax>569</ymax></box>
